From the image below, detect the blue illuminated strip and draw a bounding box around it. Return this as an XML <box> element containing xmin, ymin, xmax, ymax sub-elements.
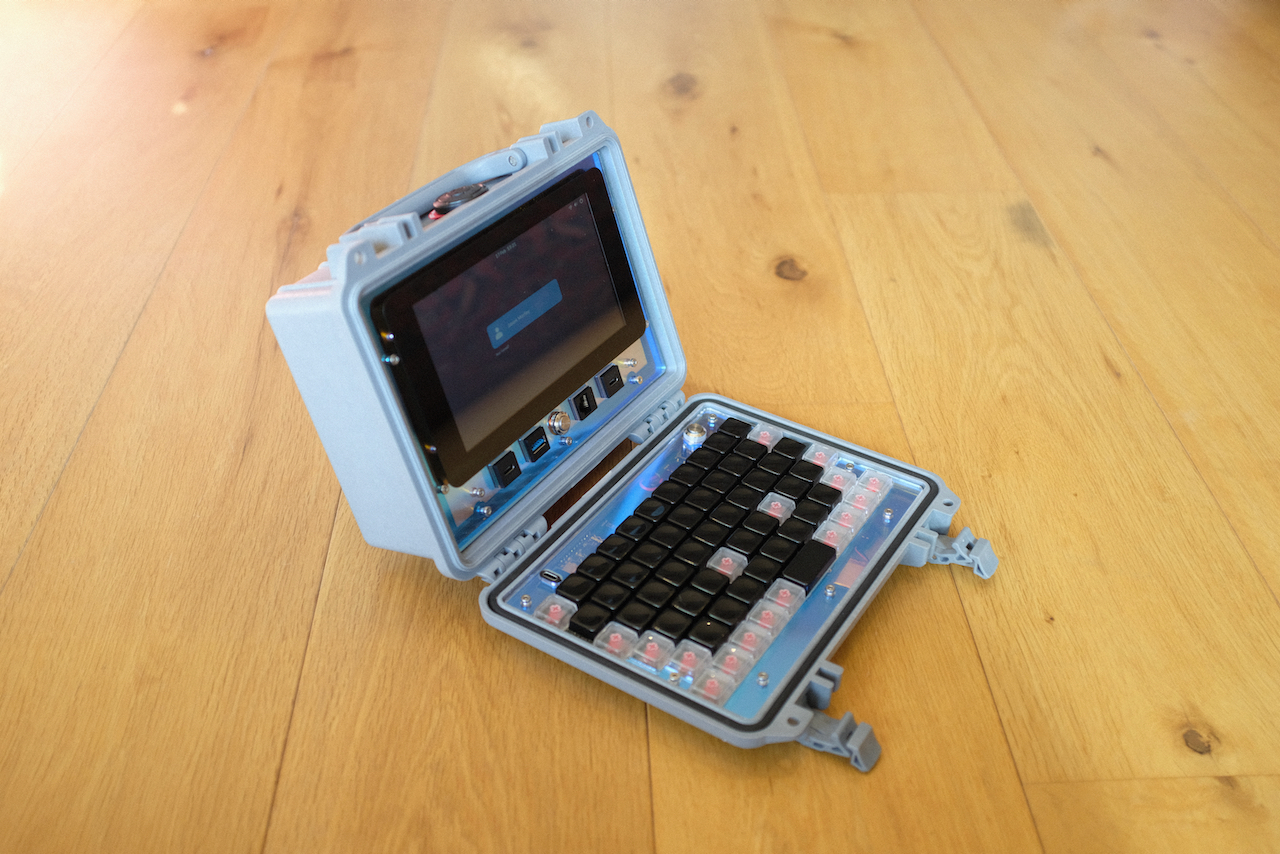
<box><xmin>487</xmin><ymin>279</ymin><xmax>563</xmax><ymax>348</ymax></box>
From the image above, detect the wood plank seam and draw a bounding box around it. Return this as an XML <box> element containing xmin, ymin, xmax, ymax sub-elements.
<box><xmin>0</xmin><ymin>2</ymin><xmax>145</xmax><ymax>184</ymax></box>
<box><xmin>907</xmin><ymin>1</ymin><xmax>1280</xmax><ymax>613</ymax></box>
<box><xmin>758</xmin><ymin>4</ymin><xmax>1048</xmax><ymax>838</ymax></box>
<box><xmin>256</xmin><ymin>492</ymin><xmax>344</xmax><ymax>854</ymax></box>
<box><xmin>0</xmin><ymin>3</ymin><xmax>301</xmax><ymax>603</ymax></box>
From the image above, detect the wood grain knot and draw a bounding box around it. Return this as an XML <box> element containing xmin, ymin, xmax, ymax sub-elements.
<box><xmin>774</xmin><ymin>257</ymin><xmax>807</xmax><ymax>281</ymax></box>
<box><xmin>312</xmin><ymin>46</ymin><xmax>354</xmax><ymax>63</ymax></box>
<box><xmin>663</xmin><ymin>72</ymin><xmax>699</xmax><ymax>100</ymax></box>
<box><xmin>1008</xmin><ymin>201</ymin><xmax>1052</xmax><ymax>247</ymax></box>
<box><xmin>1183</xmin><ymin>728</ymin><xmax>1213</xmax><ymax>754</ymax></box>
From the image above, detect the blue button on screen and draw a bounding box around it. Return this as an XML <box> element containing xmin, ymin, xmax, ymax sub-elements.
<box><xmin>487</xmin><ymin>279</ymin><xmax>563</xmax><ymax>348</ymax></box>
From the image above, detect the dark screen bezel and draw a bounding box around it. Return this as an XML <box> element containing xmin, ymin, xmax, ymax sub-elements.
<box><xmin>370</xmin><ymin>167</ymin><xmax>646</xmax><ymax>486</ymax></box>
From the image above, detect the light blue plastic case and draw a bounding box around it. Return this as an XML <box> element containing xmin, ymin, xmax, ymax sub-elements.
<box><xmin>266</xmin><ymin>112</ymin><xmax>997</xmax><ymax>770</ymax></box>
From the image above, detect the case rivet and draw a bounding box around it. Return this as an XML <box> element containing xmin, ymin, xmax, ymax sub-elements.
<box><xmin>559</xmin><ymin>436</ymin><xmax>574</xmax><ymax>447</ymax></box>
<box><xmin>628</xmin><ymin>374</ymin><xmax>643</xmax><ymax>385</ymax></box>
<box><xmin>470</xmin><ymin>487</ymin><xmax>486</xmax><ymax>497</ymax></box>
<box><xmin>382</xmin><ymin>354</ymin><xmax>400</xmax><ymax>365</ymax></box>
<box><xmin>824</xmin><ymin>584</ymin><xmax>835</xmax><ymax>598</ymax></box>
<box><xmin>883</xmin><ymin>508</ymin><xmax>894</xmax><ymax>523</ymax></box>
<box><xmin>520</xmin><ymin>594</ymin><xmax>532</xmax><ymax>610</ymax></box>
<box><xmin>622</xmin><ymin>358</ymin><xmax>637</xmax><ymax>368</ymax></box>
<box><xmin>476</xmin><ymin>505</ymin><xmax>493</xmax><ymax>517</ymax></box>
<box><xmin>756</xmin><ymin>672</ymin><xmax>769</xmax><ymax>687</ymax></box>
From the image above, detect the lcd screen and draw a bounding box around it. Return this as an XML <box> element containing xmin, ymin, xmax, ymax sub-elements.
<box><xmin>411</xmin><ymin>191</ymin><xmax>626</xmax><ymax>450</ymax></box>
<box><xmin>371</xmin><ymin>166</ymin><xmax>646</xmax><ymax>486</ymax></box>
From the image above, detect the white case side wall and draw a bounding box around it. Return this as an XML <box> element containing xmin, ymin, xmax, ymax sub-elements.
<box><xmin>265</xmin><ymin>282</ymin><xmax>456</xmax><ymax>571</ymax></box>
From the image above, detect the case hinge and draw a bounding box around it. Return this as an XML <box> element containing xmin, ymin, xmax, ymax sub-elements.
<box><xmin>903</xmin><ymin>527</ymin><xmax>998</xmax><ymax>579</ymax></box>
<box><xmin>797</xmin><ymin>711</ymin><xmax>881</xmax><ymax>772</ymax></box>
<box><xmin>480</xmin><ymin>518</ymin><xmax>549</xmax><ymax>583</ymax></box>
<box><xmin>627</xmin><ymin>392</ymin><xmax>687</xmax><ymax>443</ymax></box>
<box><xmin>794</xmin><ymin>662</ymin><xmax>879</xmax><ymax>771</ymax></box>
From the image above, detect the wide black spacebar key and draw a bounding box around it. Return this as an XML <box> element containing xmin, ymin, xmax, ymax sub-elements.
<box><xmin>782</xmin><ymin>540</ymin><xmax>838</xmax><ymax>591</ymax></box>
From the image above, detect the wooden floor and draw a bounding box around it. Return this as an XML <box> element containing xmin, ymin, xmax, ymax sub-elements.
<box><xmin>3</xmin><ymin>0</ymin><xmax>1280</xmax><ymax>851</ymax></box>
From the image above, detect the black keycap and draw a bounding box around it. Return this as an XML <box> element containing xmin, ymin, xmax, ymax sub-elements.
<box><xmin>652</xmin><ymin>481</ymin><xmax>688</xmax><ymax>504</ymax></box>
<box><xmin>725</xmin><ymin>486</ymin><xmax>763</xmax><ymax>509</ymax></box>
<box><xmin>778</xmin><ymin>518</ymin><xmax>817</xmax><ymax>543</ymax></box>
<box><xmin>790</xmin><ymin>460</ymin><xmax>824</xmax><ymax>482</ymax></box>
<box><xmin>672</xmin><ymin>587</ymin><xmax>711</xmax><ymax>617</ymax></box>
<box><xmin>688</xmin><ymin>619</ymin><xmax>731</xmax><ymax>650</ymax></box>
<box><xmin>742</xmin><ymin>511</ymin><xmax>779</xmax><ymax>537</ymax></box>
<box><xmin>576</xmin><ymin>554</ymin><xmax>615</xmax><ymax>581</ymax></box>
<box><xmin>691</xmin><ymin>521</ymin><xmax>730</xmax><ymax>548</ymax></box>
<box><xmin>703</xmin><ymin>432</ymin><xmax>738</xmax><ymax>453</ymax></box>
<box><xmin>718</xmin><ymin>418</ymin><xmax>751</xmax><ymax>438</ymax></box>
<box><xmin>635</xmin><ymin>579</ymin><xmax>677</xmax><ymax>609</ymax></box>
<box><xmin>568</xmin><ymin>603</ymin><xmax>611</xmax><ymax>640</ymax></box>
<box><xmin>716</xmin><ymin>454</ymin><xmax>753</xmax><ymax>477</ymax></box>
<box><xmin>616</xmin><ymin>515</ymin><xmax>652</xmax><ymax>541</ymax></box>
<box><xmin>557</xmin><ymin>573</ymin><xmax>596</xmax><ymax>604</ymax></box>
<box><xmin>666</xmin><ymin>504</ymin><xmax>704</xmax><ymax>529</ymax></box>
<box><xmin>708</xmin><ymin>595</ymin><xmax>749</xmax><ymax>626</ymax></box>
<box><xmin>597</xmin><ymin>534</ymin><xmax>633</xmax><ymax>561</ymax></box>
<box><xmin>726</xmin><ymin>576</ymin><xmax>766</xmax><ymax>605</ymax></box>
<box><xmin>725</xmin><ymin>528</ymin><xmax>763</xmax><ymax>555</ymax></box>
<box><xmin>709</xmin><ymin>502</ymin><xmax>747</xmax><ymax>528</ymax></box>
<box><xmin>783</xmin><ymin>540</ymin><xmax>839</xmax><ymax>591</ymax></box>
<box><xmin>655</xmin><ymin>560</ymin><xmax>695</xmax><ymax>587</ymax></box>
<box><xmin>684</xmin><ymin>487</ymin><xmax>720</xmax><ymax>512</ymax></box>
<box><xmin>792</xmin><ymin>499</ymin><xmax>829</xmax><ymax>526</ymax></box>
<box><xmin>652</xmin><ymin>608</ymin><xmax>693</xmax><ymax>640</ymax></box>
<box><xmin>649</xmin><ymin>523</ymin><xmax>686</xmax><ymax>550</ymax></box>
<box><xmin>734</xmin><ymin>439</ymin><xmax>768</xmax><ymax>462</ymax></box>
<box><xmin>773</xmin><ymin>475</ymin><xmax>810</xmax><ymax>501</ymax></box>
<box><xmin>699</xmin><ymin>469</ymin><xmax>738</xmax><ymax>493</ymax></box>
<box><xmin>686</xmin><ymin>447</ymin><xmax>722</xmax><ymax>469</ymax></box>
<box><xmin>742</xmin><ymin>469</ymin><xmax>777</xmax><ymax>494</ymax></box>
<box><xmin>673</xmin><ymin>540</ymin><xmax>714</xmax><ymax>567</ymax></box>
<box><xmin>760</xmin><ymin>536</ymin><xmax>799</xmax><ymax>563</ymax></box>
<box><xmin>634</xmin><ymin>497</ymin><xmax>670</xmax><ymax>522</ymax></box>
<box><xmin>630</xmin><ymin>541</ymin><xmax>669</xmax><ymax>569</ymax></box>
<box><xmin>670</xmin><ymin>464</ymin><xmax>704</xmax><ymax>487</ymax></box>
<box><xmin>617</xmin><ymin>600</ymin><xmax>657</xmax><ymax>632</ymax></box>
<box><xmin>774</xmin><ymin>437</ymin><xmax>807</xmax><ymax>459</ymax></box>
<box><xmin>591</xmin><ymin>581</ymin><xmax>631</xmax><ymax>611</ymax></box>
<box><xmin>610</xmin><ymin>561</ymin><xmax>649</xmax><ymax>588</ymax></box>
<box><xmin>807</xmin><ymin>483</ymin><xmax>842</xmax><ymax>509</ymax></box>
<box><xmin>743</xmin><ymin>556</ymin><xmax>783</xmax><ymax>584</ymax></box>
<box><xmin>757</xmin><ymin>452</ymin><xmax>792</xmax><ymax>476</ymax></box>
<box><xmin>690</xmin><ymin>568</ymin><xmax>729</xmax><ymax>596</ymax></box>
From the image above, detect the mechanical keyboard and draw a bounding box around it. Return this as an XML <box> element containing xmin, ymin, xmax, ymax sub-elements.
<box><xmin>497</xmin><ymin>402</ymin><xmax>926</xmax><ymax>717</ymax></box>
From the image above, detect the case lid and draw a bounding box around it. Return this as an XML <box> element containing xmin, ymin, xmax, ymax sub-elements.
<box><xmin>273</xmin><ymin>113</ymin><xmax>687</xmax><ymax>581</ymax></box>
